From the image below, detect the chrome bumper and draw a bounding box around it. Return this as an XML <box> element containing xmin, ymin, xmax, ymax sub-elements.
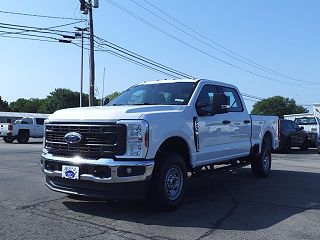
<box><xmin>41</xmin><ymin>153</ymin><xmax>155</xmax><ymax>183</ymax></box>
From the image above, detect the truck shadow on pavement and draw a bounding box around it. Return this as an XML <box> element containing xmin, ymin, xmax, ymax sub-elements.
<box><xmin>62</xmin><ymin>169</ymin><xmax>320</xmax><ymax>231</ymax></box>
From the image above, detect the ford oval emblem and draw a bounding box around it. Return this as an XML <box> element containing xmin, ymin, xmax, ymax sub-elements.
<box><xmin>64</xmin><ymin>132</ymin><xmax>82</xmax><ymax>144</ymax></box>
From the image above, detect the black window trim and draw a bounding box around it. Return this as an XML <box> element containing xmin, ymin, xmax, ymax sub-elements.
<box><xmin>217</xmin><ymin>85</ymin><xmax>244</xmax><ymax>113</ymax></box>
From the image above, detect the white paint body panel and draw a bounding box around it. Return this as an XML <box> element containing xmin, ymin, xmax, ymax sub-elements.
<box><xmin>46</xmin><ymin>79</ymin><xmax>279</xmax><ymax>168</ymax></box>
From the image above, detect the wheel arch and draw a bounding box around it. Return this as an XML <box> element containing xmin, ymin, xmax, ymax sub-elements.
<box><xmin>155</xmin><ymin>136</ymin><xmax>192</xmax><ymax>171</ymax></box>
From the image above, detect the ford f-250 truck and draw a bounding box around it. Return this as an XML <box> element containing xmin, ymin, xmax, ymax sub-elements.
<box><xmin>41</xmin><ymin>79</ymin><xmax>279</xmax><ymax>210</ymax></box>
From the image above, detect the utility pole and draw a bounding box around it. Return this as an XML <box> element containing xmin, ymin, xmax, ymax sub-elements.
<box><xmin>88</xmin><ymin>0</ymin><xmax>95</xmax><ymax>106</ymax></box>
<box><xmin>80</xmin><ymin>0</ymin><xmax>99</xmax><ymax>106</ymax></box>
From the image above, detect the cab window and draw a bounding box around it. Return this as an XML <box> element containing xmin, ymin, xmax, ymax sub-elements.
<box><xmin>196</xmin><ymin>85</ymin><xmax>219</xmax><ymax>116</ymax></box>
<box><xmin>220</xmin><ymin>86</ymin><xmax>243</xmax><ymax>112</ymax></box>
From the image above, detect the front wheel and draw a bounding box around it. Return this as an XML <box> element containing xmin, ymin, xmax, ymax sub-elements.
<box><xmin>3</xmin><ymin>136</ymin><xmax>14</xmax><ymax>143</ymax></box>
<box><xmin>251</xmin><ymin>139</ymin><xmax>272</xmax><ymax>178</ymax></box>
<box><xmin>17</xmin><ymin>131</ymin><xmax>29</xmax><ymax>144</ymax></box>
<box><xmin>149</xmin><ymin>153</ymin><xmax>187</xmax><ymax>211</ymax></box>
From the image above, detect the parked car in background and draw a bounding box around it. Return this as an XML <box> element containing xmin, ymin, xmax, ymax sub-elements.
<box><xmin>317</xmin><ymin>136</ymin><xmax>320</xmax><ymax>154</ymax></box>
<box><xmin>0</xmin><ymin>123</ymin><xmax>14</xmax><ymax>143</ymax></box>
<box><xmin>278</xmin><ymin>119</ymin><xmax>309</xmax><ymax>153</ymax></box>
<box><xmin>1</xmin><ymin>117</ymin><xmax>46</xmax><ymax>144</ymax></box>
<box><xmin>294</xmin><ymin>116</ymin><xmax>320</xmax><ymax>147</ymax></box>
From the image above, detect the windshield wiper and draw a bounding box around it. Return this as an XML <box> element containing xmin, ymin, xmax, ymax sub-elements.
<box><xmin>131</xmin><ymin>103</ymin><xmax>156</xmax><ymax>105</ymax></box>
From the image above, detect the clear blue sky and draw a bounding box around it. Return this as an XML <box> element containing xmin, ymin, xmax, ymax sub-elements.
<box><xmin>0</xmin><ymin>0</ymin><xmax>319</xmax><ymax>112</ymax></box>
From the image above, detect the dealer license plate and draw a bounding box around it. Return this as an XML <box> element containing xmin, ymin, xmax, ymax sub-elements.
<box><xmin>62</xmin><ymin>165</ymin><xmax>79</xmax><ymax>180</ymax></box>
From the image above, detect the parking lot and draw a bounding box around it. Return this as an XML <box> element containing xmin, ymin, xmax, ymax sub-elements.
<box><xmin>0</xmin><ymin>139</ymin><xmax>319</xmax><ymax>240</ymax></box>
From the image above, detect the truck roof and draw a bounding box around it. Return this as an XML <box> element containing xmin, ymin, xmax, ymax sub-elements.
<box><xmin>139</xmin><ymin>78</ymin><xmax>237</xmax><ymax>88</ymax></box>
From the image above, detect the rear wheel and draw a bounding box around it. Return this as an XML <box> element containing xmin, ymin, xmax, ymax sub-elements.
<box><xmin>149</xmin><ymin>153</ymin><xmax>187</xmax><ymax>211</ymax></box>
<box><xmin>3</xmin><ymin>136</ymin><xmax>14</xmax><ymax>143</ymax></box>
<box><xmin>17</xmin><ymin>130</ymin><xmax>29</xmax><ymax>144</ymax></box>
<box><xmin>251</xmin><ymin>137</ymin><xmax>272</xmax><ymax>178</ymax></box>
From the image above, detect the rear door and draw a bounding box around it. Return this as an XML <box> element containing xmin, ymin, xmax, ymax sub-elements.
<box><xmin>290</xmin><ymin>121</ymin><xmax>305</xmax><ymax>146</ymax></box>
<box><xmin>35</xmin><ymin>118</ymin><xmax>45</xmax><ymax>137</ymax></box>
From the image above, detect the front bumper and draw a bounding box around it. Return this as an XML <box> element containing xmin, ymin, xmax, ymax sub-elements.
<box><xmin>41</xmin><ymin>153</ymin><xmax>155</xmax><ymax>183</ymax></box>
<box><xmin>41</xmin><ymin>153</ymin><xmax>155</xmax><ymax>199</ymax></box>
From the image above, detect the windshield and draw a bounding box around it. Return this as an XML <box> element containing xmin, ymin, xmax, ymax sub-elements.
<box><xmin>294</xmin><ymin>117</ymin><xmax>318</xmax><ymax>125</ymax></box>
<box><xmin>109</xmin><ymin>82</ymin><xmax>198</xmax><ymax>106</ymax></box>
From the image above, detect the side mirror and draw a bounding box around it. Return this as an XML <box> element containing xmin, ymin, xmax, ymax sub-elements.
<box><xmin>195</xmin><ymin>101</ymin><xmax>207</xmax><ymax>108</ymax></box>
<box><xmin>299</xmin><ymin>126</ymin><xmax>304</xmax><ymax>130</ymax></box>
<box><xmin>196</xmin><ymin>101</ymin><xmax>210</xmax><ymax>116</ymax></box>
<box><xmin>212</xmin><ymin>93</ymin><xmax>229</xmax><ymax>114</ymax></box>
<box><xmin>103</xmin><ymin>98</ymin><xmax>110</xmax><ymax>105</ymax></box>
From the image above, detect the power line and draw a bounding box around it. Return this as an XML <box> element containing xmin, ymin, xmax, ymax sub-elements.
<box><xmin>0</xmin><ymin>35</ymin><xmax>58</xmax><ymax>43</ymax></box>
<box><xmin>0</xmin><ymin>10</ymin><xmax>85</xmax><ymax>21</ymax></box>
<box><xmin>0</xmin><ymin>20</ymin><xmax>84</xmax><ymax>37</ymax></box>
<box><xmin>106</xmin><ymin>0</ymin><xmax>319</xmax><ymax>87</ymax></box>
<box><xmin>0</xmin><ymin>21</ymin><xmax>296</xmax><ymax>102</ymax></box>
<box><xmin>95</xmin><ymin>35</ymin><xmax>194</xmax><ymax>79</ymax></box>
<box><xmin>140</xmin><ymin>0</ymin><xmax>317</xmax><ymax>85</ymax></box>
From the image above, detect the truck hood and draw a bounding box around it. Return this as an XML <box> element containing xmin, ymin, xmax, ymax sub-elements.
<box><xmin>48</xmin><ymin>105</ymin><xmax>184</xmax><ymax>122</ymax></box>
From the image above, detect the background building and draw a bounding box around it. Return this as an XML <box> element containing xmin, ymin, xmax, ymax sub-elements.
<box><xmin>0</xmin><ymin>112</ymin><xmax>49</xmax><ymax>123</ymax></box>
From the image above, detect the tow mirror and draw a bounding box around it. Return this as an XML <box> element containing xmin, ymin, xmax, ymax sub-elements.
<box><xmin>103</xmin><ymin>98</ymin><xmax>110</xmax><ymax>105</ymax></box>
<box><xmin>212</xmin><ymin>93</ymin><xmax>229</xmax><ymax>114</ymax></box>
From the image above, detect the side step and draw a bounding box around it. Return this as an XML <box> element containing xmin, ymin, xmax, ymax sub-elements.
<box><xmin>191</xmin><ymin>161</ymin><xmax>250</xmax><ymax>178</ymax></box>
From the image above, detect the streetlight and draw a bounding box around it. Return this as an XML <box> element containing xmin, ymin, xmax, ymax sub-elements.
<box><xmin>75</xmin><ymin>27</ymin><xmax>88</xmax><ymax>107</ymax></box>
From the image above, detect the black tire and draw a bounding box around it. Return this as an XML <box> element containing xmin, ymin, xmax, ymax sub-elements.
<box><xmin>300</xmin><ymin>138</ymin><xmax>309</xmax><ymax>151</ymax></box>
<box><xmin>149</xmin><ymin>152</ymin><xmax>187</xmax><ymax>211</ymax></box>
<box><xmin>251</xmin><ymin>138</ymin><xmax>272</xmax><ymax>178</ymax></box>
<box><xmin>17</xmin><ymin>130</ymin><xmax>29</xmax><ymax>144</ymax></box>
<box><xmin>3</xmin><ymin>136</ymin><xmax>14</xmax><ymax>143</ymax></box>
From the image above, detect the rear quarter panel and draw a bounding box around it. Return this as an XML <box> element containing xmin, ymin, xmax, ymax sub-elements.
<box><xmin>251</xmin><ymin>115</ymin><xmax>279</xmax><ymax>151</ymax></box>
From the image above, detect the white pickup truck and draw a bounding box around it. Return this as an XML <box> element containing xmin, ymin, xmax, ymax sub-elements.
<box><xmin>1</xmin><ymin>117</ymin><xmax>46</xmax><ymax>143</ymax></box>
<box><xmin>0</xmin><ymin>123</ymin><xmax>14</xmax><ymax>143</ymax></box>
<box><xmin>41</xmin><ymin>79</ymin><xmax>279</xmax><ymax>210</ymax></box>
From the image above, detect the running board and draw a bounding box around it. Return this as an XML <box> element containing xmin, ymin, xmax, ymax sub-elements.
<box><xmin>191</xmin><ymin>161</ymin><xmax>250</xmax><ymax>178</ymax></box>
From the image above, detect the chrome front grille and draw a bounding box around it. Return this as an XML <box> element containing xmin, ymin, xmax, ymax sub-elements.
<box><xmin>45</xmin><ymin>123</ymin><xmax>126</xmax><ymax>158</ymax></box>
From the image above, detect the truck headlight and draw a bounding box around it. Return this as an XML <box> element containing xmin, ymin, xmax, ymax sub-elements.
<box><xmin>117</xmin><ymin>120</ymin><xmax>149</xmax><ymax>158</ymax></box>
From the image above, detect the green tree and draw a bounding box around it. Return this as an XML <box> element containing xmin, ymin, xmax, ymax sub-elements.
<box><xmin>251</xmin><ymin>96</ymin><xmax>308</xmax><ymax>118</ymax></box>
<box><xmin>106</xmin><ymin>91</ymin><xmax>121</xmax><ymax>101</ymax></box>
<box><xmin>0</xmin><ymin>96</ymin><xmax>11</xmax><ymax>112</ymax></box>
<box><xmin>10</xmin><ymin>98</ymin><xmax>46</xmax><ymax>113</ymax></box>
<box><xmin>43</xmin><ymin>88</ymin><xmax>95</xmax><ymax>113</ymax></box>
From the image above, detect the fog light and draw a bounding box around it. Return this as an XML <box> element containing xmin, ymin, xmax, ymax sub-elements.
<box><xmin>126</xmin><ymin>167</ymin><xmax>132</xmax><ymax>175</ymax></box>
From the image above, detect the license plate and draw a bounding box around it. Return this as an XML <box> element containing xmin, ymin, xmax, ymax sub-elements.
<box><xmin>62</xmin><ymin>165</ymin><xmax>79</xmax><ymax>180</ymax></box>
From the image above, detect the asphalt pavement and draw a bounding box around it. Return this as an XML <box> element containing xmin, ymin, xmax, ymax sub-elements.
<box><xmin>0</xmin><ymin>139</ymin><xmax>319</xmax><ymax>240</ymax></box>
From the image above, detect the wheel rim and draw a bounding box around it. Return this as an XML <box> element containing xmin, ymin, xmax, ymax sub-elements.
<box><xmin>165</xmin><ymin>165</ymin><xmax>183</xmax><ymax>201</ymax></box>
<box><xmin>263</xmin><ymin>151</ymin><xmax>271</xmax><ymax>172</ymax></box>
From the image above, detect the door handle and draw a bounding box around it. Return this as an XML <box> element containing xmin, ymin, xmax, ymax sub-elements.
<box><xmin>223</xmin><ymin>120</ymin><xmax>231</xmax><ymax>125</ymax></box>
<box><xmin>244</xmin><ymin>120</ymin><xmax>251</xmax><ymax>124</ymax></box>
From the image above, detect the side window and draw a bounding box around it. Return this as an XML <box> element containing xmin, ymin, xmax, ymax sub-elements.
<box><xmin>220</xmin><ymin>86</ymin><xmax>243</xmax><ymax>112</ymax></box>
<box><xmin>291</xmin><ymin>122</ymin><xmax>300</xmax><ymax>130</ymax></box>
<box><xmin>196</xmin><ymin>85</ymin><xmax>218</xmax><ymax>116</ymax></box>
<box><xmin>36</xmin><ymin>118</ymin><xmax>45</xmax><ymax>125</ymax></box>
<box><xmin>21</xmin><ymin>118</ymin><xmax>33</xmax><ymax>124</ymax></box>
